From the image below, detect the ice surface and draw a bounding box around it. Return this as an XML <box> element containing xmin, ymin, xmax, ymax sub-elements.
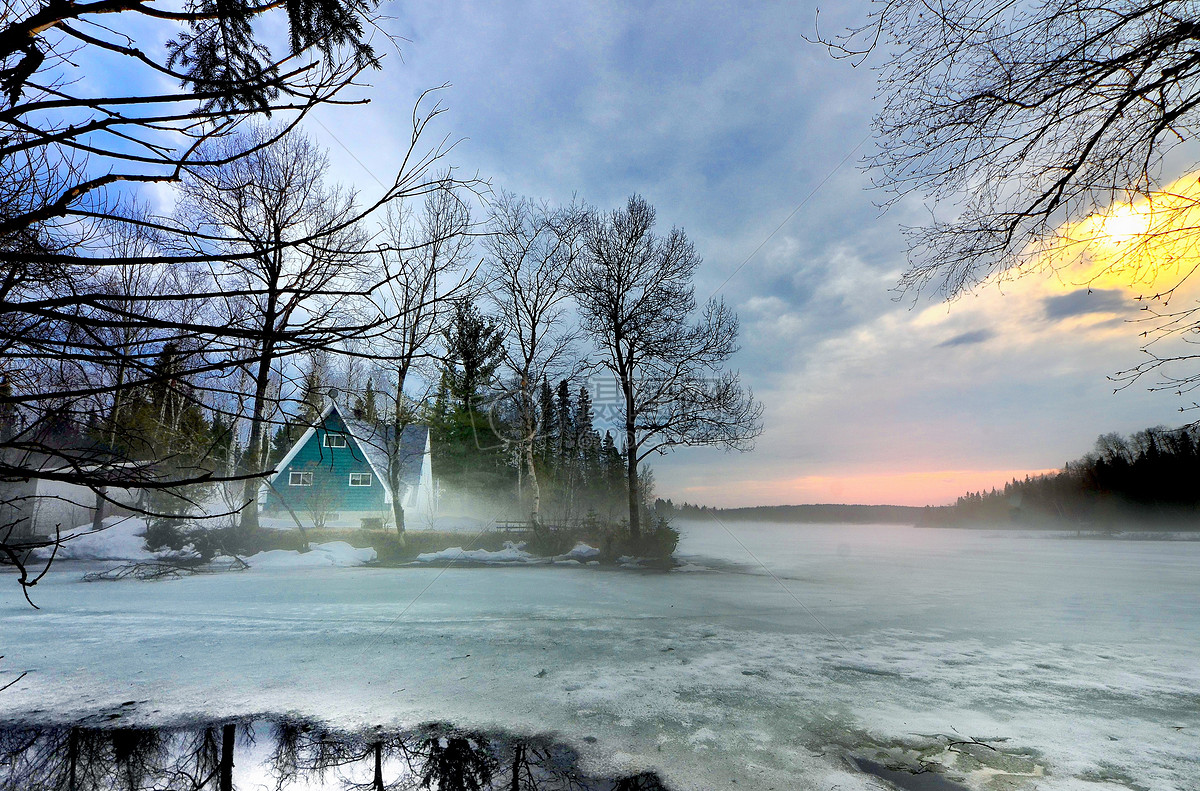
<box><xmin>2</xmin><ymin>522</ymin><xmax>1198</xmax><ymax>791</ymax></box>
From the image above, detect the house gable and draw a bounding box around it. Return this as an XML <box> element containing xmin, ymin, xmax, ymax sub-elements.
<box><xmin>264</xmin><ymin>404</ymin><xmax>393</xmax><ymax>516</ymax></box>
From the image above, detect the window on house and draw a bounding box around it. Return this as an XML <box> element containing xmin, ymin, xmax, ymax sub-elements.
<box><xmin>349</xmin><ymin>472</ymin><xmax>372</xmax><ymax>487</ymax></box>
<box><xmin>323</xmin><ymin>434</ymin><xmax>347</xmax><ymax>448</ymax></box>
<box><xmin>289</xmin><ymin>471</ymin><xmax>313</xmax><ymax>487</ymax></box>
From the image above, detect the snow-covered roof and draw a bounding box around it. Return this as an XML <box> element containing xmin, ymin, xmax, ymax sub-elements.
<box><xmin>340</xmin><ymin>412</ymin><xmax>428</xmax><ymax>490</ymax></box>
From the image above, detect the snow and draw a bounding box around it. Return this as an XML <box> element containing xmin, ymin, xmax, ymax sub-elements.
<box><xmin>412</xmin><ymin>540</ymin><xmax>602</xmax><ymax>566</ymax></box>
<box><xmin>38</xmin><ymin>517</ymin><xmax>157</xmax><ymax>561</ymax></box>
<box><xmin>562</xmin><ymin>541</ymin><xmax>601</xmax><ymax>560</ymax></box>
<box><xmin>34</xmin><ymin>519</ymin><xmax>376</xmax><ymax>570</ymax></box>
<box><xmin>414</xmin><ymin>541</ymin><xmax>535</xmax><ymax>564</ymax></box>
<box><xmin>242</xmin><ymin>541</ymin><xmax>376</xmax><ymax>569</ymax></box>
<box><xmin>2</xmin><ymin>521</ymin><xmax>1198</xmax><ymax>791</ymax></box>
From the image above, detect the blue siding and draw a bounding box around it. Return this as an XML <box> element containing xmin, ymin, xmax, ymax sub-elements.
<box><xmin>264</xmin><ymin>411</ymin><xmax>387</xmax><ymax>516</ymax></box>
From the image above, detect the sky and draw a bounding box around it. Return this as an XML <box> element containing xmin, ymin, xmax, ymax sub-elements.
<box><xmin>202</xmin><ymin>2</ymin><xmax>1200</xmax><ymax>506</ymax></box>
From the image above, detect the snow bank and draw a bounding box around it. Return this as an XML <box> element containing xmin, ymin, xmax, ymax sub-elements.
<box><xmin>243</xmin><ymin>541</ymin><xmax>376</xmax><ymax>570</ymax></box>
<box><xmin>38</xmin><ymin>520</ymin><xmax>377</xmax><ymax>571</ymax></box>
<box><xmin>561</xmin><ymin>542</ymin><xmax>601</xmax><ymax>561</ymax></box>
<box><xmin>40</xmin><ymin>517</ymin><xmax>157</xmax><ymax>561</ymax></box>
<box><xmin>413</xmin><ymin>540</ymin><xmax>605</xmax><ymax>566</ymax></box>
<box><xmin>414</xmin><ymin>541</ymin><xmax>535</xmax><ymax>564</ymax></box>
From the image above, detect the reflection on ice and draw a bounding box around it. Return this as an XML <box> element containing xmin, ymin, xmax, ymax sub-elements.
<box><xmin>850</xmin><ymin>756</ymin><xmax>968</xmax><ymax>791</ymax></box>
<box><xmin>0</xmin><ymin>717</ymin><xmax>669</xmax><ymax>791</ymax></box>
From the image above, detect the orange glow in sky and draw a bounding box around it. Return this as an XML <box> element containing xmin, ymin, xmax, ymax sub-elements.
<box><xmin>665</xmin><ymin>173</ymin><xmax>1200</xmax><ymax>510</ymax></box>
<box><xmin>683</xmin><ymin>468</ymin><xmax>1062</xmax><ymax>508</ymax></box>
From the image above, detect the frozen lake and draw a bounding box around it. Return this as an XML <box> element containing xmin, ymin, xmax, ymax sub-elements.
<box><xmin>1</xmin><ymin>521</ymin><xmax>1197</xmax><ymax>790</ymax></box>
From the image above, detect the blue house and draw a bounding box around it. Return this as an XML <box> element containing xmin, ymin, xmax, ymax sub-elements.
<box><xmin>261</xmin><ymin>402</ymin><xmax>434</xmax><ymax>529</ymax></box>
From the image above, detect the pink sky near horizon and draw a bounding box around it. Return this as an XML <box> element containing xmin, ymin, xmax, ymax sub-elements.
<box><xmin>680</xmin><ymin>468</ymin><xmax>1063</xmax><ymax>508</ymax></box>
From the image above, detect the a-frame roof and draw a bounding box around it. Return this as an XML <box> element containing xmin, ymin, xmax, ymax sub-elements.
<box><xmin>266</xmin><ymin>402</ymin><xmax>429</xmax><ymax>505</ymax></box>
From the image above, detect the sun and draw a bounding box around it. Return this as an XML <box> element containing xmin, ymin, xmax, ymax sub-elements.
<box><xmin>1033</xmin><ymin>179</ymin><xmax>1200</xmax><ymax>292</ymax></box>
<box><xmin>1100</xmin><ymin>203</ymin><xmax>1150</xmax><ymax>245</ymax></box>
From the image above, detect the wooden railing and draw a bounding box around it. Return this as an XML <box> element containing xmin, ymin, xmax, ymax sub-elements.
<box><xmin>493</xmin><ymin>520</ymin><xmax>573</xmax><ymax>533</ymax></box>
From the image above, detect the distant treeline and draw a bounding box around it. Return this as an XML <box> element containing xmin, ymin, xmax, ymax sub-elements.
<box><xmin>920</xmin><ymin>423</ymin><xmax>1200</xmax><ymax>529</ymax></box>
<box><xmin>656</xmin><ymin>501</ymin><xmax>925</xmax><ymax>524</ymax></box>
<box><xmin>654</xmin><ymin>423</ymin><xmax>1200</xmax><ymax>531</ymax></box>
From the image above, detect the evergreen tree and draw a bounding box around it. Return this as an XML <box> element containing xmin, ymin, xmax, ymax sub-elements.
<box><xmin>602</xmin><ymin>430</ymin><xmax>625</xmax><ymax>492</ymax></box>
<box><xmin>268</xmin><ymin>423</ymin><xmax>297</xmax><ymax>466</ymax></box>
<box><xmin>117</xmin><ymin>343</ymin><xmax>217</xmax><ymax>519</ymax></box>
<box><xmin>442</xmin><ymin>300</ymin><xmax>504</xmax><ymax>411</ymax></box>
<box><xmin>431</xmin><ymin>300</ymin><xmax>510</xmax><ymax>500</ymax></box>
<box><xmin>106</xmin><ymin>342</ymin><xmax>214</xmax><ymax>468</ymax></box>
<box><xmin>575</xmin><ymin>386</ymin><xmax>596</xmax><ymax>450</ymax></box>
<box><xmin>537</xmin><ymin>377</ymin><xmax>556</xmax><ymax>464</ymax></box>
<box><xmin>210</xmin><ymin>414</ymin><xmax>237</xmax><ymax>475</ymax></box>
<box><xmin>149</xmin><ymin>343</ymin><xmax>212</xmax><ymax>461</ymax></box>
<box><xmin>298</xmin><ymin>359</ymin><xmax>325</xmax><ymax>426</ymax></box>
<box><xmin>575</xmin><ymin>385</ymin><xmax>601</xmax><ymax>488</ymax></box>
<box><xmin>928</xmin><ymin>422</ymin><xmax>1200</xmax><ymax>528</ymax></box>
<box><xmin>363</xmin><ymin>379</ymin><xmax>378</xmax><ymax>423</ymax></box>
<box><xmin>555</xmin><ymin>380</ymin><xmax>574</xmax><ymax>464</ymax></box>
<box><xmin>351</xmin><ymin>379</ymin><xmax>379</xmax><ymax>423</ymax></box>
<box><xmin>426</xmin><ymin>378</ymin><xmax>449</xmax><ymax>434</ymax></box>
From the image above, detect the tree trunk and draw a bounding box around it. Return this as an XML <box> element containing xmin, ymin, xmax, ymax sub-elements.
<box><xmin>391</xmin><ymin>365</ymin><xmax>409</xmax><ymax>536</ymax></box>
<box><xmin>526</xmin><ymin>440</ymin><xmax>540</xmax><ymax>525</ymax></box>
<box><xmin>238</xmin><ymin>353</ymin><xmax>273</xmax><ymax>532</ymax></box>
<box><xmin>95</xmin><ymin>364</ymin><xmax>126</xmax><ymax>532</ymax></box>
<box><xmin>522</xmin><ymin>380</ymin><xmax>541</xmax><ymax>524</ymax></box>
<box><xmin>219</xmin><ymin>723</ymin><xmax>235</xmax><ymax>791</ymax></box>
<box><xmin>625</xmin><ymin>425</ymin><xmax>639</xmax><ymax>539</ymax></box>
<box><xmin>68</xmin><ymin>728</ymin><xmax>78</xmax><ymax>791</ymax></box>
<box><xmin>392</xmin><ymin>495</ymin><xmax>406</xmax><ymax>535</ymax></box>
<box><xmin>621</xmin><ymin>362</ymin><xmax>640</xmax><ymax>538</ymax></box>
<box><xmin>372</xmin><ymin>742</ymin><xmax>385</xmax><ymax>791</ymax></box>
<box><xmin>91</xmin><ymin>488</ymin><xmax>106</xmax><ymax>531</ymax></box>
<box><xmin>510</xmin><ymin>743</ymin><xmax>524</xmax><ymax>791</ymax></box>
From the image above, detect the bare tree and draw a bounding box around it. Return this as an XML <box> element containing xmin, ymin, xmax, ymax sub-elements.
<box><xmin>0</xmin><ymin>0</ymin><xmax>460</xmax><ymax>594</ymax></box>
<box><xmin>571</xmin><ymin>195</ymin><xmax>763</xmax><ymax>537</ymax></box>
<box><xmin>373</xmin><ymin>184</ymin><xmax>477</xmax><ymax>534</ymax></box>
<box><xmin>484</xmin><ymin>193</ymin><xmax>583</xmax><ymax>524</ymax></box>
<box><xmin>57</xmin><ymin>209</ymin><xmax>199</xmax><ymax>530</ymax></box>
<box><xmin>176</xmin><ymin>125</ymin><xmax>373</xmax><ymax>531</ymax></box>
<box><xmin>818</xmin><ymin>0</ymin><xmax>1200</xmax><ymax>396</ymax></box>
<box><xmin>294</xmin><ymin>464</ymin><xmax>339</xmax><ymax>531</ymax></box>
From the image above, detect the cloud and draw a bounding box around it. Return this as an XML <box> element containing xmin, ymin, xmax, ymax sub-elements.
<box><xmin>248</xmin><ymin>3</ymin><xmax>1200</xmax><ymax>507</ymax></box>
<box><xmin>1042</xmin><ymin>289</ymin><xmax>1129</xmax><ymax>320</ymax></box>
<box><xmin>936</xmin><ymin>329</ymin><xmax>993</xmax><ymax>348</ymax></box>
